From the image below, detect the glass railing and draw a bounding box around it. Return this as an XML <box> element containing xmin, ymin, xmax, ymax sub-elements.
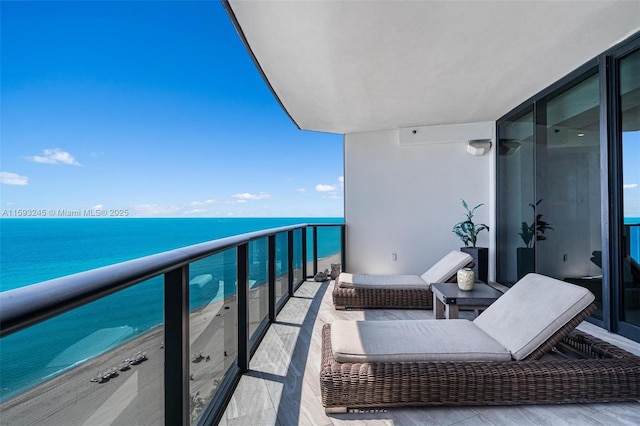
<box><xmin>307</xmin><ymin>223</ymin><xmax>345</xmax><ymax>278</ymax></box>
<box><xmin>0</xmin><ymin>223</ymin><xmax>345</xmax><ymax>425</ymax></box>
<box><xmin>626</xmin><ymin>222</ymin><xmax>640</xmax><ymax>264</ymax></box>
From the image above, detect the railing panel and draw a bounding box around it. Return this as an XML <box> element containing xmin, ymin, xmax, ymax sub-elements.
<box><xmin>293</xmin><ymin>228</ymin><xmax>304</xmax><ymax>286</ymax></box>
<box><xmin>274</xmin><ymin>232</ymin><xmax>289</xmax><ymax>305</ymax></box>
<box><xmin>248</xmin><ymin>238</ymin><xmax>269</xmax><ymax>340</ymax></box>
<box><xmin>0</xmin><ymin>276</ymin><xmax>165</xmax><ymax>425</ymax></box>
<box><xmin>627</xmin><ymin>223</ymin><xmax>640</xmax><ymax>264</ymax></box>
<box><xmin>316</xmin><ymin>225</ymin><xmax>343</xmax><ymax>275</ymax></box>
<box><xmin>306</xmin><ymin>226</ymin><xmax>319</xmax><ymax>276</ymax></box>
<box><xmin>189</xmin><ymin>249</ymin><xmax>238</xmax><ymax>424</ymax></box>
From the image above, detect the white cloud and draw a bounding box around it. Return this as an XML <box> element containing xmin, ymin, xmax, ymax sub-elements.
<box><xmin>131</xmin><ymin>203</ymin><xmax>182</xmax><ymax>217</ymax></box>
<box><xmin>296</xmin><ymin>188</ymin><xmax>307</xmax><ymax>193</ymax></box>
<box><xmin>315</xmin><ymin>184</ymin><xmax>336</xmax><ymax>192</ymax></box>
<box><xmin>91</xmin><ymin>204</ymin><xmax>104</xmax><ymax>210</ymax></box>
<box><xmin>188</xmin><ymin>199</ymin><xmax>217</xmax><ymax>206</ymax></box>
<box><xmin>0</xmin><ymin>171</ymin><xmax>29</xmax><ymax>185</ymax></box>
<box><xmin>316</xmin><ymin>177</ymin><xmax>344</xmax><ymax>193</ymax></box>
<box><xmin>26</xmin><ymin>148</ymin><xmax>81</xmax><ymax>166</ymax></box>
<box><xmin>624</xmin><ymin>183</ymin><xmax>638</xmax><ymax>189</ymax></box>
<box><xmin>232</xmin><ymin>192</ymin><xmax>270</xmax><ymax>200</ymax></box>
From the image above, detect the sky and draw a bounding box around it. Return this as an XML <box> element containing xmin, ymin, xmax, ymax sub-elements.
<box><xmin>0</xmin><ymin>1</ymin><xmax>344</xmax><ymax>218</ymax></box>
<box><xmin>623</xmin><ymin>134</ymin><xmax>640</xmax><ymax>218</ymax></box>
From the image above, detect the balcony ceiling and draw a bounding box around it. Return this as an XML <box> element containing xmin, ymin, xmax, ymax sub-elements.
<box><xmin>226</xmin><ymin>1</ymin><xmax>640</xmax><ymax>135</ymax></box>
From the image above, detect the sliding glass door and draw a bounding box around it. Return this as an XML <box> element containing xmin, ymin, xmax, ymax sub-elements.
<box><xmin>537</xmin><ymin>73</ymin><xmax>603</xmax><ymax>320</ymax></box>
<box><xmin>497</xmin><ymin>34</ymin><xmax>640</xmax><ymax>341</ymax></box>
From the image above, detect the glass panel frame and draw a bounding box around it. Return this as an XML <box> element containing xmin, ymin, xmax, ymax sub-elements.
<box><xmin>274</xmin><ymin>232</ymin><xmax>289</xmax><ymax>304</ymax></box>
<box><xmin>292</xmin><ymin>228</ymin><xmax>303</xmax><ymax>286</ymax></box>
<box><xmin>189</xmin><ymin>249</ymin><xmax>238</xmax><ymax>424</ymax></box>
<box><xmin>248</xmin><ymin>238</ymin><xmax>269</xmax><ymax>339</ymax></box>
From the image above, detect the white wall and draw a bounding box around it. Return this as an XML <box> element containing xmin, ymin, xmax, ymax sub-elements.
<box><xmin>344</xmin><ymin>127</ymin><xmax>495</xmax><ymax>279</ymax></box>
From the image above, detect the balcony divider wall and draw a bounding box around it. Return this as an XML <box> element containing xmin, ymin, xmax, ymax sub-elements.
<box><xmin>0</xmin><ymin>223</ymin><xmax>345</xmax><ymax>426</ymax></box>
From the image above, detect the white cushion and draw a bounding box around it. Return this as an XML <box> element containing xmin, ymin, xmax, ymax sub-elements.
<box><xmin>473</xmin><ymin>273</ymin><xmax>595</xmax><ymax>360</ymax></box>
<box><xmin>337</xmin><ymin>272</ymin><xmax>426</xmax><ymax>289</ymax></box>
<box><xmin>419</xmin><ymin>250</ymin><xmax>473</xmax><ymax>284</ymax></box>
<box><xmin>337</xmin><ymin>250</ymin><xmax>472</xmax><ymax>289</ymax></box>
<box><xmin>331</xmin><ymin>319</ymin><xmax>511</xmax><ymax>363</ymax></box>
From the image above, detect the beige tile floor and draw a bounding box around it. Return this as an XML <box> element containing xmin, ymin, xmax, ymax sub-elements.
<box><xmin>221</xmin><ymin>280</ymin><xmax>640</xmax><ymax>425</ymax></box>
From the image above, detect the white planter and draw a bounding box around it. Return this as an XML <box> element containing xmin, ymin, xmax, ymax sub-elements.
<box><xmin>457</xmin><ymin>268</ymin><xmax>475</xmax><ymax>291</ymax></box>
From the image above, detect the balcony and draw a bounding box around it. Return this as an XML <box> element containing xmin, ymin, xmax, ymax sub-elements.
<box><xmin>2</xmin><ymin>222</ymin><xmax>640</xmax><ymax>425</ymax></box>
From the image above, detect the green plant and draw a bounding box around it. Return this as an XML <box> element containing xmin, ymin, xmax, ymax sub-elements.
<box><xmin>519</xmin><ymin>199</ymin><xmax>554</xmax><ymax>248</ymax></box>
<box><xmin>452</xmin><ymin>199</ymin><xmax>489</xmax><ymax>248</ymax></box>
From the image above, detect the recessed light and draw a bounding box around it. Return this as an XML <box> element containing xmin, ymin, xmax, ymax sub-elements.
<box><xmin>578</xmin><ymin>133</ymin><xmax>585</xmax><ymax>137</ymax></box>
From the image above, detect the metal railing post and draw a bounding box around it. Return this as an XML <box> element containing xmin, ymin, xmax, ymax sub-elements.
<box><xmin>313</xmin><ymin>226</ymin><xmax>318</xmax><ymax>276</ymax></box>
<box><xmin>237</xmin><ymin>243</ymin><xmax>250</xmax><ymax>373</ymax></box>
<box><xmin>341</xmin><ymin>224</ymin><xmax>346</xmax><ymax>272</ymax></box>
<box><xmin>164</xmin><ymin>265</ymin><xmax>190</xmax><ymax>426</ymax></box>
<box><xmin>268</xmin><ymin>235</ymin><xmax>276</xmax><ymax>322</ymax></box>
<box><xmin>302</xmin><ymin>226</ymin><xmax>307</xmax><ymax>279</ymax></box>
<box><xmin>287</xmin><ymin>230</ymin><xmax>294</xmax><ymax>297</ymax></box>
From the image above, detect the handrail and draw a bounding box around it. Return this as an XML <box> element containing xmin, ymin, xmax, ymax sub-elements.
<box><xmin>0</xmin><ymin>224</ymin><xmax>306</xmax><ymax>338</ymax></box>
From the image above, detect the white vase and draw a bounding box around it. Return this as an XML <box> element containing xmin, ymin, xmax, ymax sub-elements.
<box><xmin>457</xmin><ymin>268</ymin><xmax>475</xmax><ymax>291</ymax></box>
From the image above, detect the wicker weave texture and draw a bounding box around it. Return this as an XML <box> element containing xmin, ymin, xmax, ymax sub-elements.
<box><xmin>332</xmin><ymin>286</ymin><xmax>433</xmax><ymax>310</ymax></box>
<box><xmin>331</xmin><ymin>266</ymin><xmax>469</xmax><ymax>310</ymax></box>
<box><xmin>524</xmin><ymin>304</ymin><xmax>596</xmax><ymax>360</ymax></box>
<box><xmin>320</xmin><ymin>320</ymin><xmax>640</xmax><ymax>410</ymax></box>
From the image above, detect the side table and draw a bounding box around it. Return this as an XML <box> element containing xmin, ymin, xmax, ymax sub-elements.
<box><xmin>431</xmin><ymin>282</ymin><xmax>503</xmax><ymax>319</ymax></box>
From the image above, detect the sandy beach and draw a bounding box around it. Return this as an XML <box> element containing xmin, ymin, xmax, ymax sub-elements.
<box><xmin>0</xmin><ymin>254</ymin><xmax>341</xmax><ymax>425</ymax></box>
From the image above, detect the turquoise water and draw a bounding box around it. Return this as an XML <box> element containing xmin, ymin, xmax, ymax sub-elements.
<box><xmin>0</xmin><ymin>218</ymin><xmax>342</xmax><ymax>401</ymax></box>
<box><xmin>626</xmin><ymin>217</ymin><xmax>640</xmax><ymax>262</ymax></box>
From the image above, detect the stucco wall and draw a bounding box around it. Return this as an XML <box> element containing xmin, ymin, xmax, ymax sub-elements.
<box><xmin>344</xmin><ymin>127</ymin><xmax>495</xmax><ymax>280</ymax></box>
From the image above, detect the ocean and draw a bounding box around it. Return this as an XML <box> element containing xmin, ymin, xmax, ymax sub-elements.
<box><xmin>0</xmin><ymin>217</ymin><xmax>343</xmax><ymax>401</ymax></box>
<box><xmin>625</xmin><ymin>217</ymin><xmax>640</xmax><ymax>261</ymax></box>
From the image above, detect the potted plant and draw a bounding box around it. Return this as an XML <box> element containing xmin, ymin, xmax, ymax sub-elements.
<box><xmin>452</xmin><ymin>199</ymin><xmax>489</xmax><ymax>282</ymax></box>
<box><xmin>517</xmin><ymin>199</ymin><xmax>554</xmax><ymax>279</ymax></box>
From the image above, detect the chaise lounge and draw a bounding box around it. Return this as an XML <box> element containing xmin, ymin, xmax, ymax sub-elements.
<box><xmin>333</xmin><ymin>250</ymin><xmax>473</xmax><ymax>310</ymax></box>
<box><xmin>321</xmin><ymin>273</ymin><xmax>640</xmax><ymax>413</ymax></box>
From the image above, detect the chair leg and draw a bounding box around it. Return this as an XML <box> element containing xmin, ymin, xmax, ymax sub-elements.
<box><xmin>325</xmin><ymin>406</ymin><xmax>348</xmax><ymax>414</ymax></box>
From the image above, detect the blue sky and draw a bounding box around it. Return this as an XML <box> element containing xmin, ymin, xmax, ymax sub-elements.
<box><xmin>623</xmin><ymin>133</ymin><xmax>640</xmax><ymax>218</ymax></box>
<box><xmin>1</xmin><ymin>1</ymin><xmax>344</xmax><ymax>218</ymax></box>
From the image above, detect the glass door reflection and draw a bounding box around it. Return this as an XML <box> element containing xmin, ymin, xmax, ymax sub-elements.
<box><xmin>619</xmin><ymin>48</ymin><xmax>640</xmax><ymax>328</ymax></box>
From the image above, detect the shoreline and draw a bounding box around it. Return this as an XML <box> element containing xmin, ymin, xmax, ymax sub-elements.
<box><xmin>0</xmin><ymin>253</ymin><xmax>342</xmax><ymax>425</ymax></box>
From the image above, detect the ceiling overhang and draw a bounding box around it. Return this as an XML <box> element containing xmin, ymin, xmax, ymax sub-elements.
<box><xmin>226</xmin><ymin>1</ymin><xmax>640</xmax><ymax>135</ymax></box>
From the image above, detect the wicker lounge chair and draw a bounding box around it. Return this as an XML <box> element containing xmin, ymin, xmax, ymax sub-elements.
<box><xmin>321</xmin><ymin>274</ymin><xmax>640</xmax><ymax>412</ymax></box>
<box><xmin>333</xmin><ymin>250</ymin><xmax>473</xmax><ymax>310</ymax></box>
